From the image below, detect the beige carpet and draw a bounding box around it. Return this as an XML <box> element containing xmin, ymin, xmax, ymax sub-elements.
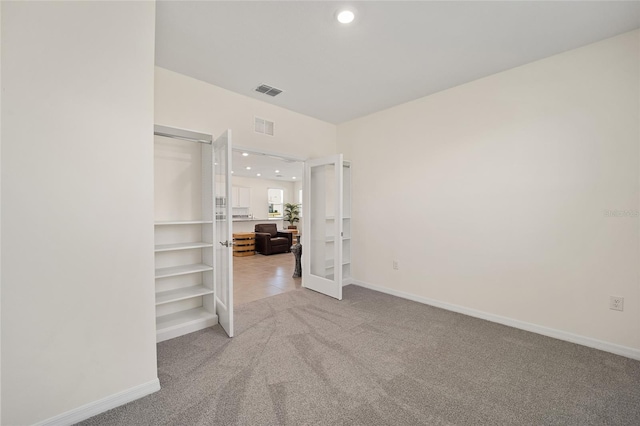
<box><xmin>82</xmin><ymin>285</ymin><xmax>640</xmax><ymax>425</ymax></box>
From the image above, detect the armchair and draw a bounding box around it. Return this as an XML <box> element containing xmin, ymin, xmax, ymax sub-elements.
<box><xmin>254</xmin><ymin>223</ymin><xmax>293</xmax><ymax>255</ymax></box>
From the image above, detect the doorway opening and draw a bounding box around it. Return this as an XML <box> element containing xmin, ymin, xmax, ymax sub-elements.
<box><xmin>230</xmin><ymin>147</ymin><xmax>305</xmax><ymax>306</ymax></box>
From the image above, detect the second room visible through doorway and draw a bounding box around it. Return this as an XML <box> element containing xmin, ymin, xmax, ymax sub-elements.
<box><xmin>230</xmin><ymin>148</ymin><xmax>304</xmax><ymax>306</ymax></box>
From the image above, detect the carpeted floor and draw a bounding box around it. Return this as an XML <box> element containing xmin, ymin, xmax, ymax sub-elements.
<box><xmin>82</xmin><ymin>285</ymin><xmax>640</xmax><ymax>425</ymax></box>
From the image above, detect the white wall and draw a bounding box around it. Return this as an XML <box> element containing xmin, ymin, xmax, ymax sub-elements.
<box><xmin>338</xmin><ymin>30</ymin><xmax>640</xmax><ymax>353</ymax></box>
<box><xmin>1</xmin><ymin>2</ymin><xmax>158</xmax><ymax>424</ymax></box>
<box><xmin>154</xmin><ymin>136</ymin><xmax>203</xmax><ymax>222</ymax></box>
<box><xmin>294</xmin><ymin>180</ymin><xmax>304</xmax><ymax>232</ymax></box>
<box><xmin>0</xmin><ymin>3</ymin><xmax>3</xmax><ymax>421</ymax></box>
<box><xmin>232</xmin><ymin>176</ymin><xmax>296</xmax><ymax>220</ymax></box>
<box><xmin>229</xmin><ymin>177</ymin><xmax>295</xmax><ymax>233</ymax></box>
<box><xmin>155</xmin><ymin>67</ymin><xmax>337</xmax><ymax>160</ymax></box>
<box><xmin>155</xmin><ymin>68</ymin><xmax>334</xmax><ymax>241</ymax></box>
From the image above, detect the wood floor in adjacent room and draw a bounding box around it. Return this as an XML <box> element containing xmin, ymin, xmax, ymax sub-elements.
<box><xmin>233</xmin><ymin>252</ymin><xmax>301</xmax><ymax>306</ymax></box>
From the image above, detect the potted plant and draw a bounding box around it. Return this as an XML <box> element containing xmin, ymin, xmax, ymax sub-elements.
<box><xmin>283</xmin><ymin>202</ymin><xmax>300</xmax><ymax>229</ymax></box>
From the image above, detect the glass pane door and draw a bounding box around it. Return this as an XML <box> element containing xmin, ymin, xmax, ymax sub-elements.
<box><xmin>213</xmin><ymin>130</ymin><xmax>234</xmax><ymax>337</ymax></box>
<box><xmin>303</xmin><ymin>154</ymin><xmax>343</xmax><ymax>300</ymax></box>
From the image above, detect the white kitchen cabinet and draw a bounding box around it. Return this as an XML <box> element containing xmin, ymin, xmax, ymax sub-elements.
<box><xmin>233</xmin><ymin>186</ymin><xmax>251</xmax><ymax>208</ymax></box>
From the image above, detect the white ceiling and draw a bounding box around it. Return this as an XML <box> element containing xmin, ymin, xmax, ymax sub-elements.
<box><xmin>232</xmin><ymin>149</ymin><xmax>303</xmax><ymax>182</ymax></box>
<box><xmin>156</xmin><ymin>1</ymin><xmax>640</xmax><ymax>124</ymax></box>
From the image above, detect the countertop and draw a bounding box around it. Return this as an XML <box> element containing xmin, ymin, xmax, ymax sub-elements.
<box><xmin>232</xmin><ymin>218</ymin><xmax>281</xmax><ymax>222</ymax></box>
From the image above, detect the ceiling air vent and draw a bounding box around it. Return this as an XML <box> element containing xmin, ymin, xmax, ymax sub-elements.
<box><xmin>255</xmin><ymin>84</ymin><xmax>283</xmax><ymax>97</ymax></box>
<box><xmin>255</xmin><ymin>117</ymin><xmax>275</xmax><ymax>136</ymax></box>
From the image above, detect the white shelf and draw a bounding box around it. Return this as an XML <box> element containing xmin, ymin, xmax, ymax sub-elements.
<box><xmin>156</xmin><ymin>308</ymin><xmax>218</xmax><ymax>343</ymax></box>
<box><xmin>157</xmin><ymin>308</ymin><xmax>217</xmax><ymax>330</ymax></box>
<box><xmin>155</xmin><ymin>263</ymin><xmax>213</xmax><ymax>279</ymax></box>
<box><xmin>154</xmin><ymin>242</ymin><xmax>213</xmax><ymax>252</ymax></box>
<box><xmin>325</xmin><ymin>216</ymin><xmax>351</xmax><ymax>221</ymax></box>
<box><xmin>154</xmin><ymin>127</ymin><xmax>218</xmax><ymax>343</ymax></box>
<box><xmin>326</xmin><ymin>259</ymin><xmax>351</xmax><ymax>269</ymax></box>
<box><xmin>156</xmin><ymin>285</ymin><xmax>214</xmax><ymax>305</ymax></box>
<box><xmin>155</xmin><ymin>220</ymin><xmax>213</xmax><ymax>226</ymax></box>
<box><xmin>325</xmin><ymin>236</ymin><xmax>351</xmax><ymax>242</ymax></box>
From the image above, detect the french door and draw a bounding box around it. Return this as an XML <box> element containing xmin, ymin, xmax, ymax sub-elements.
<box><xmin>303</xmin><ymin>154</ymin><xmax>346</xmax><ymax>300</ymax></box>
<box><xmin>214</xmin><ymin>131</ymin><xmax>234</xmax><ymax>337</ymax></box>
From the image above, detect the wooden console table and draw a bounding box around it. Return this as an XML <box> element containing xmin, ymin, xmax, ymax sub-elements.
<box><xmin>233</xmin><ymin>232</ymin><xmax>255</xmax><ymax>257</ymax></box>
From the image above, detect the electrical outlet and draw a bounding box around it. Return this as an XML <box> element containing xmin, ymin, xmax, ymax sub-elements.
<box><xmin>610</xmin><ymin>296</ymin><xmax>624</xmax><ymax>311</ymax></box>
<box><xmin>392</xmin><ymin>260</ymin><xmax>399</xmax><ymax>270</ymax></box>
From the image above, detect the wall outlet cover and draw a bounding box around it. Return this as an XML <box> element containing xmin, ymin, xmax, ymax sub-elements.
<box><xmin>610</xmin><ymin>296</ymin><xmax>624</xmax><ymax>311</ymax></box>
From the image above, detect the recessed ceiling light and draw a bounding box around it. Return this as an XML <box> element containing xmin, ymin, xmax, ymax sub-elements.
<box><xmin>292</xmin><ymin>177</ymin><xmax>297</xmax><ymax>180</ymax></box>
<box><xmin>337</xmin><ymin>10</ymin><xmax>355</xmax><ymax>24</ymax></box>
<box><xmin>246</xmin><ymin>166</ymin><xmax>251</xmax><ymax>170</ymax></box>
<box><xmin>275</xmin><ymin>169</ymin><xmax>280</xmax><ymax>173</ymax></box>
<box><xmin>231</xmin><ymin>171</ymin><xmax>234</xmax><ymax>174</ymax></box>
<box><xmin>257</xmin><ymin>173</ymin><xmax>261</xmax><ymax>177</ymax></box>
<box><xmin>242</xmin><ymin>152</ymin><xmax>249</xmax><ymax>157</ymax></box>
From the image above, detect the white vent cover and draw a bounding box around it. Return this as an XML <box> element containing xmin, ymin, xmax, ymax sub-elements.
<box><xmin>255</xmin><ymin>117</ymin><xmax>275</xmax><ymax>136</ymax></box>
<box><xmin>255</xmin><ymin>84</ymin><xmax>283</xmax><ymax>97</ymax></box>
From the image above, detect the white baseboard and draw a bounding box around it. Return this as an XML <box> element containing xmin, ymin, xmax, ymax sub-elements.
<box><xmin>349</xmin><ymin>280</ymin><xmax>640</xmax><ymax>361</ymax></box>
<box><xmin>342</xmin><ymin>277</ymin><xmax>354</xmax><ymax>286</ymax></box>
<box><xmin>156</xmin><ymin>315</ymin><xmax>218</xmax><ymax>343</ymax></box>
<box><xmin>35</xmin><ymin>378</ymin><xmax>161</xmax><ymax>426</ymax></box>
